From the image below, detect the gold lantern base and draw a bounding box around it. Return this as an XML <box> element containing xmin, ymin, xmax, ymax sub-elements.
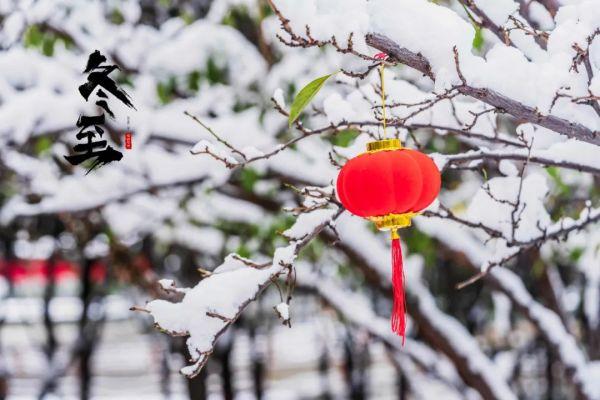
<box><xmin>368</xmin><ymin>212</ymin><xmax>419</xmax><ymax>234</ymax></box>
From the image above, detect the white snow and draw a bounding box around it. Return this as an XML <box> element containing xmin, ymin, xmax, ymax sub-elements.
<box><xmin>282</xmin><ymin>208</ymin><xmax>337</xmax><ymax>240</ymax></box>
<box><xmin>274</xmin><ymin>302</ymin><xmax>290</xmax><ymax>322</ymax></box>
<box><xmin>2</xmin><ymin>0</ymin><xmax>600</xmax><ymax>396</ymax></box>
<box><xmin>147</xmin><ymin>241</ymin><xmax>298</xmax><ymax>375</ymax></box>
<box><xmin>466</xmin><ymin>173</ymin><xmax>551</xmax><ymax>242</ymax></box>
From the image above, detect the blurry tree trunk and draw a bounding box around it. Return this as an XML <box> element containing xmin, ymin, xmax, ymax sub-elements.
<box><xmin>257</xmin><ymin>0</ymin><xmax>275</xmax><ymax>66</ymax></box>
<box><xmin>247</xmin><ymin>316</ymin><xmax>264</xmax><ymax>400</ymax></box>
<box><xmin>0</xmin><ymin>373</ymin><xmax>6</xmax><ymax>399</ymax></box>
<box><xmin>42</xmin><ymin>254</ymin><xmax>58</xmax><ymax>395</ymax></box>
<box><xmin>0</xmin><ymin>231</ymin><xmax>15</xmax><ymax>296</ymax></box>
<box><xmin>546</xmin><ymin>346</ymin><xmax>554</xmax><ymax>400</ymax></box>
<box><xmin>590</xmin><ymin>323</ymin><xmax>600</xmax><ymax>360</ymax></box>
<box><xmin>342</xmin><ymin>330</ymin><xmax>368</xmax><ymax>400</ymax></box>
<box><xmin>78</xmin><ymin>257</ymin><xmax>94</xmax><ymax>400</ymax></box>
<box><xmin>396</xmin><ymin>368</ymin><xmax>407</xmax><ymax>400</ymax></box>
<box><xmin>0</xmin><ymin>229</ymin><xmax>13</xmax><ymax>398</ymax></box>
<box><xmin>77</xmin><ymin>256</ymin><xmax>106</xmax><ymax>400</ymax></box>
<box><xmin>591</xmin><ymin>180</ymin><xmax>600</xmax><ymax>361</ymax></box>
<box><xmin>160</xmin><ymin>338</ymin><xmax>172</xmax><ymax>399</ymax></box>
<box><xmin>356</xmin><ymin>335</ymin><xmax>370</xmax><ymax>399</ymax></box>
<box><xmin>539</xmin><ymin>263</ymin><xmax>569</xmax><ymax>328</ymax></box>
<box><xmin>0</xmin><ymin>318</ymin><xmax>7</xmax><ymax>400</ymax></box>
<box><xmin>342</xmin><ymin>331</ymin><xmax>354</xmax><ymax>397</ymax></box>
<box><xmin>318</xmin><ymin>343</ymin><xmax>331</xmax><ymax>400</ymax></box>
<box><xmin>215</xmin><ymin>331</ymin><xmax>234</xmax><ymax>400</ymax></box>
<box><xmin>169</xmin><ymin>247</ymin><xmax>209</xmax><ymax>400</ymax></box>
<box><xmin>181</xmin><ymin>341</ymin><xmax>207</xmax><ymax>400</ymax></box>
<box><xmin>186</xmin><ymin>373</ymin><xmax>207</xmax><ymax>400</ymax></box>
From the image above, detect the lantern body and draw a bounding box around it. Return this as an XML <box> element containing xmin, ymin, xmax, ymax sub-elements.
<box><xmin>336</xmin><ymin>140</ymin><xmax>441</xmax><ymax>222</ymax></box>
<box><xmin>335</xmin><ymin>138</ymin><xmax>441</xmax><ymax>343</ymax></box>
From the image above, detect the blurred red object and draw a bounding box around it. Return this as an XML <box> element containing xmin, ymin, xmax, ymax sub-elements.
<box><xmin>0</xmin><ymin>258</ymin><xmax>107</xmax><ymax>285</ymax></box>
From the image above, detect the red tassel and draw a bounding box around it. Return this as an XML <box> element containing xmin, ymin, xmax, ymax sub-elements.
<box><xmin>391</xmin><ymin>233</ymin><xmax>406</xmax><ymax>345</ymax></box>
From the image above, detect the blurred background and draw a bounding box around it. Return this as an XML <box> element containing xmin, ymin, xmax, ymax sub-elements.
<box><xmin>0</xmin><ymin>1</ymin><xmax>411</xmax><ymax>398</ymax></box>
<box><xmin>0</xmin><ymin>0</ymin><xmax>599</xmax><ymax>399</ymax></box>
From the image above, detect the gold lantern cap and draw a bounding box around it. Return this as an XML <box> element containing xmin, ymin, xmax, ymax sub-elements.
<box><xmin>366</xmin><ymin>138</ymin><xmax>401</xmax><ymax>153</ymax></box>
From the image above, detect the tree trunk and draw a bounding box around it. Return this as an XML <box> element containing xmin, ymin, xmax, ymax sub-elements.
<box><xmin>182</xmin><ymin>340</ymin><xmax>208</xmax><ymax>400</ymax></box>
<box><xmin>42</xmin><ymin>255</ymin><xmax>58</xmax><ymax>396</ymax></box>
<box><xmin>247</xmin><ymin>317</ymin><xmax>264</xmax><ymax>400</ymax></box>
<box><xmin>78</xmin><ymin>257</ymin><xmax>94</xmax><ymax>400</ymax></box>
<box><xmin>215</xmin><ymin>333</ymin><xmax>234</xmax><ymax>400</ymax></box>
<box><xmin>318</xmin><ymin>343</ymin><xmax>331</xmax><ymax>400</ymax></box>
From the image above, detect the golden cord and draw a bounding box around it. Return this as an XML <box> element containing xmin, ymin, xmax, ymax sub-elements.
<box><xmin>379</xmin><ymin>62</ymin><xmax>388</xmax><ymax>140</ymax></box>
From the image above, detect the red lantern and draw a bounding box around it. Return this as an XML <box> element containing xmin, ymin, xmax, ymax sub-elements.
<box><xmin>336</xmin><ymin>138</ymin><xmax>441</xmax><ymax>343</ymax></box>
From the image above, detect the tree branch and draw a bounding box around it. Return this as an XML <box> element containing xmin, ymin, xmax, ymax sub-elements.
<box><xmin>366</xmin><ymin>33</ymin><xmax>599</xmax><ymax>146</ymax></box>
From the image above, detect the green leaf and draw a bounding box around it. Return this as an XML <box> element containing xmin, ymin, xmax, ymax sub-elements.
<box><xmin>472</xmin><ymin>26</ymin><xmax>484</xmax><ymax>51</ymax></box>
<box><xmin>206</xmin><ymin>57</ymin><xmax>228</xmax><ymax>85</ymax></box>
<box><xmin>181</xmin><ymin>11</ymin><xmax>194</xmax><ymax>25</ymax></box>
<box><xmin>42</xmin><ymin>36</ymin><xmax>55</xmax><ymax>56</ymax></box>
<box><xmin>460</xmin><ymin>3</ymin><xmax>484</xmax><ymax>51</ymax></box>
<box><xmin>24</xmin><ymin>25</ymin><xmax>43</xmax><ymax>48</ymax></box>
<box><xmin>404</xmin><ymin>229</ymin><xmax>437</xmax><ymax>268</ymax></box>
<box><xmin>569</xmin><ymin>247</ymin><xmax>584</xmax><ymax>262</ymax></box>
<box><xmin>288</xmin><ymin>72</ymin><xmax>336</xmax><ymax>127</ymax></box>
<box><xmin>110</xmin><ymin>9</ymin><xmax>125</xmax><ymax>25</ymax></box>
<box><xmin>546</xmin><ymin>166</ymin><xmax>570</xmax><ymax>196</ymax></box>
<box><xmin>35</xmin><ymin>137</ymin><xmax>52</xmax><ymax>155</ymax></box>
<box><xmin>240</xmin><ymin>168</ymin><xmax>260</xmax><ymax>192</ymax></box>
<box><xmin>330</xmin><ymin>129</ymin><xmax>359</xmax><ymax>147</ymax></box>
<box><xmin>187</xmin><ymin>70</ymin><xmax>201</xmax><ymax>92</ymax></box>
<box><xmin>236</xmin><ymin>244</ymin><xmax>252</xmax><ymax>259</ymax></box>
<box><xmin>156</xmin><ymin>76</ymin><xmax>177</xmax><ymax>104</ymax></box>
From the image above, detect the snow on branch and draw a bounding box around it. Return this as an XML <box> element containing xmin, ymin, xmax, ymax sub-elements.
<box><xmin>489</xmin><ymin>268</ymin><xmax>599</xmax><ymax>399</ymax></box>
<box><xmin>140</xmin><ymin>207</ymin><xmax>341</xmax><ymax>377</ymax></box>
<box><xmin>297</xmin><ymin>267</ymin><xmax>467</xmax><ymax>397</ymax></box>
<box><xmin>146</xmin><ymin>251</ymin><xmax>289</xmax><ymax>376</ymax></box>
<box><xmin>331</xmin><ymin>215</ymin><xmax>516</xmax><ymax>400</ymax></box>
<box><xmin>270</xmin><ymin>0</ymin><xmax>600</xmax><ymax>145</ymax></box>
<box><xmin>366</xmin><ymin>33</ymin><xmax>599</xmax><ymax>145</ymax></box>
<box><xmin>438</xmin><ymin>139</ymin><xmax>600</xmax><ymax>176</ymax></box>
<box><xmin>416</xmin><ymin>217</ymin><xmax>599</xmax><ymax>399</ymax></box>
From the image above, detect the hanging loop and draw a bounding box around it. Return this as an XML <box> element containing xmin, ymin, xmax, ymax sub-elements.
<box><xmin>374</xmin><ymin>52</ymin><xmax>389</xmax><ymax>140</ymax></box>
<box><xmin>379</xmin><ymin>63</ymin><xmax>388</xmax><ymax>140</ymax></box>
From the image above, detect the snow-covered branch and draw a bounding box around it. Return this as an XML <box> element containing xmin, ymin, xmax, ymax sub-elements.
<box><xmin>366</xmin><ymin>33</ymin><xmax>599</xmax><ymax>145</ymax></box>
<box><xmin>141</xmin><ymin>207</ymin><xmax>341</xmax><ymax>377</ymax></box>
